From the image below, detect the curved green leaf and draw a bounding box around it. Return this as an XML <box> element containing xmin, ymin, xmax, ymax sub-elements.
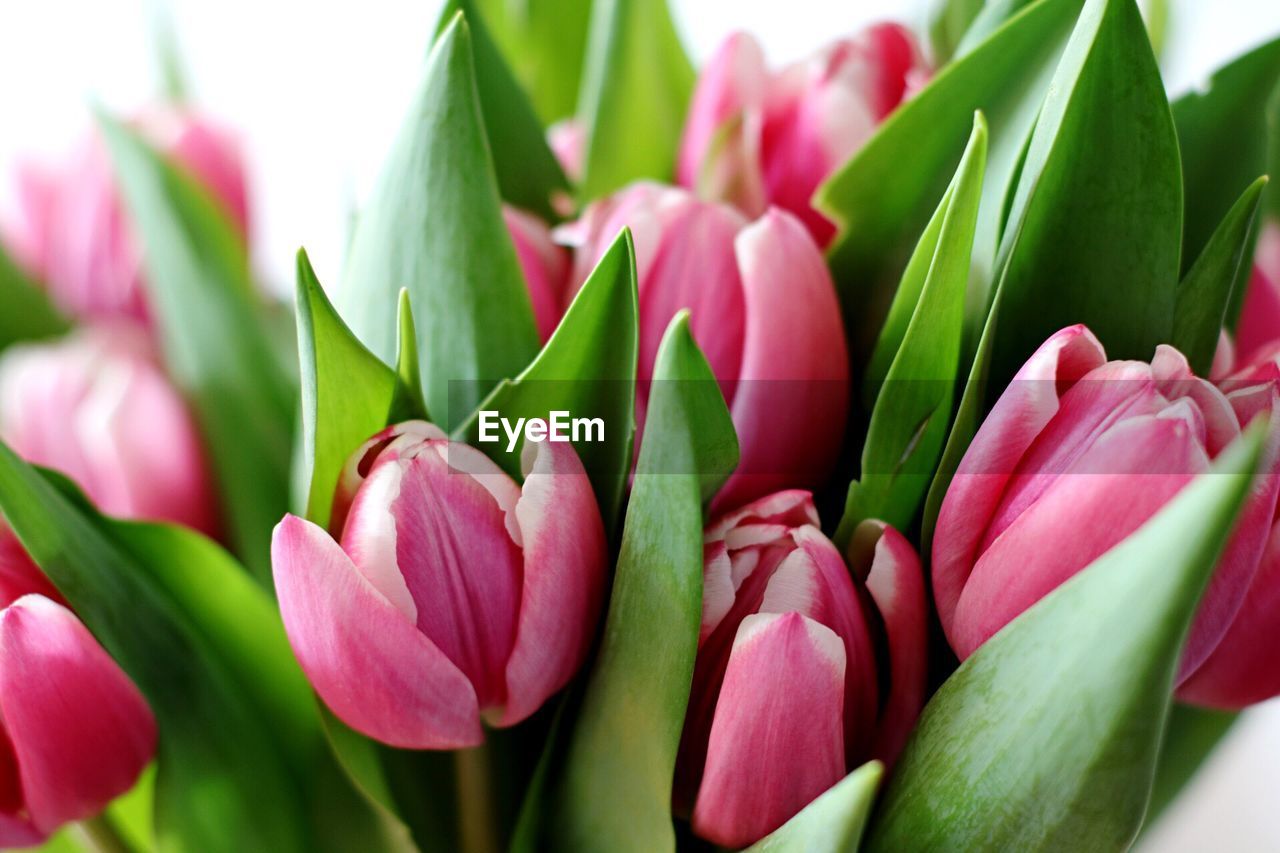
<box><xmin>747</xmin><ymin>761</ymin><xmax>883</xmax><ymax>853</ymax></box>
<box><xmin>0</xmin><ymin>244</ymin><xmax>68</xmax><ymax>351</ymax></box>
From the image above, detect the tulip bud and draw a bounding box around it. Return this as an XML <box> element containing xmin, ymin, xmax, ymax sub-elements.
<box><xmin>1235</xmin><ymin>222</ymin><xmax>1280</xmax><ymax>365</ymax></box>
<box><xmin>547</xmin><ymin>119</ymin><xmax>585</xmax><ymax>185</ymax></box>
<box><xmin>933</xmin><ymin>325</ymin><xmax>1280</xmax><ymax>687</ymax></box>
<box><xmin>272</xmin><ymin>421</ymin><xmax>607</xmax><ymax>748</ymax></box>
<box><xmin>678</xmin><ymin>25</ymin><xmax>925</xmax><ymax>246</ymax></box>
<box><xmin>0</xmin><ymin>326</ymin><xmax>217</xmax><ymax>535</ymax></box>
<box><xmin>678</xmin><ymin>491</ymin><xmax>926</xmax><ymax>848</ymax></box>
<box><xmin>1</xmin><ymin>110</ymin><xmax>249</xmax><ymax>324</ymax></box>
<box><xmin>503</xmin><ymin>206</ymin><xmax>570</xmax><ymax>342</ymax></box>
<box><xmin>0</xmin><ymin>595</ymin><xmax>155</xmax><ymax>846</ymax></box>
<box><xmin>557</xmin><ymin>184</ymin><xmax>849</xmax><ymax>508</ymax></box>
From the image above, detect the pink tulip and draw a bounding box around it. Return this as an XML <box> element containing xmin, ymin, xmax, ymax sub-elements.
<box><xmin>0</xmin><ymin>595</ymin><xmax>155</xmax><ymax>847</ymax></box>
<box><xmin>678</xmin><ymin>491</ymin><xmax>926</xmax><ymax>848</ymax></box>
<box><xmin>0</xmin><ymin>326</ymin><xmax>217</xmax><ymax>535</ymax></box>
<box><xmin>503</xmin><ymin>206</ymin><xmax>570</xmax><ymax>342</ymax></box>
<box><xmin>1235</xmin><ymin>222</ymin><xmax>1280</xmax><ymax>365</ymax></box>
<box><xmin>677</xmin><ymin>25</ymin><xmax>925</xmax><ymax>247</ymax></box>
<box><xmin>547</xmin><ymin>119</ymin><xmax>585</xmax><ymax>185</ymax></box>
<box><xmin>272</xmin><ymin>420</ymin><xmax>607</xmax><ymax>748</ymax></box>
<box><xmin>0</xmin><ymin>527</ymin><xmax>62</xmax><ymax>608</ymax></box>
<box><xmin>557</xmin><ymin>183</ymin><xmax>849</xmax><ymax>508</ymax></box>
<box><xmin>1</xmin><ymin>110</ymin><xmax>249</xmax><ymax>324</ymax></box>
<box><xmin>933</xmin><ymin>325</ymin><xmax>1280</xmax><ymax>684</ymax></box>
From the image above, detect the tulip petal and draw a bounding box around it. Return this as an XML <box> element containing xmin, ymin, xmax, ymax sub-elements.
<box><xmin>331</xmin><ymin>420</ymin><xmax>446</xmax><ymax>536</ymax></box>
<box><xmin>0</xmin><ymin>595</ymin><xmax>155</xmax><ymax>833</ymax></box>
<box><xmin>504</xmin><ymin>206</ymin><xmax>569</xmax><ymax>342</ymax></box>
<box><xmin>704</xmin><ymin>488</ymin><xmax>819</xmax><ymax>542</ymax></box>
<box><xmin>272</xmin><ymin>515</ymin><xmax>482</xmax><ymax>749</ymax></box>
<box><xmin>1235</xmin><ymin>224</ymin><xmax>1280</xmax><ymax>363</ymax></box>
<box><xmin>692</xmin><ymin>612</ymin><xmax>846</xmax><ymax>848</ymax></box>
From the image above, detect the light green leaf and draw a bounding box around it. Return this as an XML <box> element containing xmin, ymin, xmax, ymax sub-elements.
<box><xmin>550</xmin><ymin>313</ymin><xmax>738</xmax><ymax>852</ymax></box>
<box><xmin>476</xmin><ymin>0</ymin><xmax>595</xmax><ymax>123</ymax></box>
<box><xmin>96</xmin><ymin>114</ymin><xmax>294</xmax><ymax>584</ymax></box>
<box><xmin>576</xmin><ymin>0</ymin><xmax>695</xmax><ymax>199</ymax></box>
<box><xmin>866</xmin><ymin>424</ymin><xmax>1266</xmax><ymax>851</ymax></box>
<box><xmin>338</xmin><ymin>15</ymin><xmax>540</xmax><ymax>425</ymax></box>
<box><xmin>927</xmin><ymin>0</ymin><xmax>987</xmax><ymax>64</ymax></box>
<box><xmin>747</xmin><ymin>761</ymin><xmax>883</xmax><ymax>853</ymax></box>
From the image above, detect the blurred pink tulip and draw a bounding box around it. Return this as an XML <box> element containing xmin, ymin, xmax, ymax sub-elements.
<box><xmin>1235</xmin><ymin>222</ymin><xmax>1280</xmax><ymax>365</ymax></box>
<box><xmin>272</xmin><ymin>421</ymin><xmax>607</xmax><ymax>748</ymax></box>
<box><xmin>0</xmin><ymin>327</ymin><xmax>216</xmax><ymax>535</ymax></box>
<box><xmin>503</xmin><ymin>206</ymin><xmax>570</xmax><ymax>342</ymax></box>
<box><xmin>547</xmin><ymin>119</ymin><xmax>585</xmax><ymax>185</ymax></box>
<box><xmin>933</xmin><ymin>325</ymin><xmax>1280</xmax><ymax>688</ymax></box>
<box><xmin>0</xmin><ymin>595</ymin><xmax>155</xmax><ymax>847</ymax></box>
<box><xmin>557</xmin><ymin>183</ymin><xmax>849</xmax><ymax>507</ymax></box>
<box><xmin>1</xmin><ymin>110</ymin><xmax>249</xmax><ymax>324</ymax></box>
<box><xmin>678</xmin><ymin>491</ymin><xmax>926</xmax><ymax>848</ymax></box>
<box><xmin>677</xmin><ymin>25</ymin><xmax>925</xmax><ymax>246</ymax></box>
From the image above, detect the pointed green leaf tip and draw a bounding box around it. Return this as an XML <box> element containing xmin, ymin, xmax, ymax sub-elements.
<box><xmin>867</xmin><ymin>423</ymin><xmax>1267</xmax><ymax>851</ymax></box>
<box><xmin>338</xmin><ymin>13</ymin><xmax>539</xmax><ymax>427</ymax></box>
<box><xmin>748</xmin><ymin>761</ymin><xmax>883</xmax><ymax>852</ymax></box>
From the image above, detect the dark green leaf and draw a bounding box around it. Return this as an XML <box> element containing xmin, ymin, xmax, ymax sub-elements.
<box><xmin>1144</xmin><ymin>704</ymin><xmax>1238</xmax><ymax>829</ymax></box>
<box><xmin>867</xmin><ymin>424</ymin><xmax>1266</xmax><ymax>851</ymax></box>
<box><xmin>0</xmin><ymin>244</ymin><xmax>69</xmax><ymax>351</ymax></box>
<box><xmin>746</xmin><ymin>761</ymin><xmax>882</xmax><ymax>852</ymax></box>
<box><xmin>388</xmin><ymin>288</ymin><xmax>430</xmax><ymax>423</ymax></box>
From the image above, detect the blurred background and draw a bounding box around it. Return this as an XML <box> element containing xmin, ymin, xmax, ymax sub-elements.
<box><xmin>0</xmin><ymin>0</ymin><xmax>1277</xmax><ymax>848</ymax></box>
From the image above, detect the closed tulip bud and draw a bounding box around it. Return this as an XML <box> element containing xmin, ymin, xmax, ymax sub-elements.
<box><xmin>557</xmin><ymin>184</ymin><xmax>849</xmax><ymax>508</ymax></box>
<box><xmin>678</xmin><ymin>491</ymin><xmax>926</xmax><ymax>848</ymax></box>
<box><xmin>272</xmin><ymin>421</ymin><xmax>607</xmax><ymax>748</ymax></box>
<box><xmin>0</xmin><ymin>595</ymin><xmax>155</xmax><ymax>847</ymax></box>
<box><xmin>1</xmin><ymin>110</ymin><xmax>248</xmax><ymax>324</ymax></box>
<box><xmin>933</xmin><ymin>325</ymin><xmax>1280</xmax><ymax>687</ymax></box>
<box><xmin>503</xmin><ymin>206</ymin><xmax>570</xmax><ymax>342</ymax></box>
<box><xmin>1235</xmin><ymin>222</ymin><xmax>1280</xmax><ymax>365</ymax></box>
<box><xmin>678</xmin><ymin>25</ymin><xmax>924</xmax><ymax>246</ymax></box>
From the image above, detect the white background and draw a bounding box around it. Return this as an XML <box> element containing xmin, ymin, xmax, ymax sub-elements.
<box><xmin>1</xmin><ymin>1</ymin><xmax>1279</xmax><ymax>848</ymax></box>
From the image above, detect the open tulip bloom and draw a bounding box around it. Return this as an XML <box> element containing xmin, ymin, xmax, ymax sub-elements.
<box><xmin>1</xmin><ymin>0</ymin><xmax>1280</xmax><ymax>850</ymax></box>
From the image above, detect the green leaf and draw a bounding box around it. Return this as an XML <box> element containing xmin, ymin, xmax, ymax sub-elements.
<box><xmin>1174</xmin><ymin>177</ymin><xmax>1268</xmax><ymax>375</ymax></box>
<box><xmin>1144</xmin><ymin>704</ymin><xmax>1238</xmax><ymax>829</ymax></box>
<box><xmin>434</xmin><ymin>1</ymin><xmax>569</xmax><ymax>219</ymax></box>
<box><xmin>479</xmin><ymin>0</ymin><xmax>595</xmax><ymax>123</ymax></box>
<box><xmin>455</xmin><ymin>229</ymin><xmax>638</xmax><ymax>529</ymax></box>
<box><xmin>988</xmin><ymin>0</ymin><xmax>1182</xmax><ymax>385</ymax></box>
<box><xmin>388</xmin><ymin>288</ymin><xmax>430</xmax><ymax>423</ymax></box>
<box><xmin>927</xmin><ymin>0</ymin><xmax>987</xmax><ymax>64</ymax></box>
<box><xmin>576</xmin><ymin>0</ymin><xmax>695</xmax><ymax>199</ymax></box>
<box><xmin>839</xmin><ymin>113</ymin><xmax>987</xmax><ymax>542</ymax></box>
<box><xmin>746</xmin><ymin>761</ymin><xmax>883</xmax><ymax>853</ymax></box>
<box><xmin>952</xmin><ymin>0</ymin><xmax>1041</xmax><ymax>58</ymax></box>
<box><xmin>0</xmin><ymin>447</ymin><xmax>391</xmax><ymax>853</ymax></box>
<box><xmin>550</xmin><ymin>313</ymin><xmax>737</xmax><ymax>852</ymax></box>
<box><xmin>338</xmin><ymin>15</ymin><xmax>540</xmax><ymax>425</ymax></box>
<box><xmin>294</xmin><ymin>249</ymin><xmax>399</xmax><ymax>532</ymax></box>
<box><xmin>0</xmin><ymin>243</ymin><xmax>69</xmax><ymax>351</ymax></box>
<box><xmin>96</xmin><ymin>114</ymin><xmax>295</xmax><ymax>584</ymax></box>
<box><xmin>866</xmin><ymin>424</ymin><xmax>1266</xmax><ymax>851</ymax></box>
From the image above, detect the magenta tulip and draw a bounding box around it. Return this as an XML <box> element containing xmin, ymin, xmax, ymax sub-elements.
<box><xmin>272</xmin><ymin>421</ymin><xmax>607</xmax><ymax>748</ymax></box>
<box><xmin>933</xmin><ymin>325</ymin><xmax>1280</xmax><ymax>683</ymax></box>
<box><xmin>0</xmin><ymin>595</ymin><xmax>155</xmax><ymax>847</ymax></box>
<box><xmin>677</xmin><ymin>25</ymin><xmax>924</xmax><ymax>246</ymax></box>
<box><xmin>558</xmin><ymin>183</ymin><xmax>849</xmax><ymax>508</ymax></box>
<box><xmin>677</xmin><ymin>491</ymin><xmax>926</xmax><ymax>848</ymax></box>
<box><xmin>1235</xmin><ymin>222</ymin><xmax>1280</xmax><ymax>366</ymax></box>
<box><xmin>1</xmin><ymin>110</ymin><xmax>248</xmax><ymax>324</ymax></box>
<box><xmin>503</xmin><ymin>206</ymin><xmax>570</xmax><ymax>342</ymax></box>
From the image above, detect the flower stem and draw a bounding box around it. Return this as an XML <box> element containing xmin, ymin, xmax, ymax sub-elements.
<box><xmin>75</xmin><ymin>813</ymin><xmax>136</xmax><ymax>853</ymax></box>
<box><xmin>455</xmin><ymin>743</ymin><xmax>500</xmax><ymax>853</ymax></box>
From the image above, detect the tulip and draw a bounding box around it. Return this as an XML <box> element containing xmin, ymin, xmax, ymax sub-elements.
<box><xmin>272</xmin><ymin>420</ymin><xmax>607</xmax><ymax>748</ymax></box>
<box><xmin>933</xmin><ymin>325</ymin><xmax>1280</xmax><ymax>684</ymax></box>
<box><xmin>0</xmin><ymin>594</ymin><xmax>155</xmax><ymax>847</ymax></box>
<box><xmin>503</xmin><ymin>206</ymin><xmax>570</xmax><ymax>342</ymax></box>
<box><xmin>1</xmin><ymin>110</ymin><xmax>248</xmax><ymax>324</ymax></box>
<box><xmin>0</xmin><ymin>526</ymin><xmax>62</xmax><ymax>608</ymax></box>
<box><xmin>557</xmin><ymin>183</ymin><xmax>849</xmax><ymax>508</ymax></box>
<box><xmin>547</xmin><ymin>119</ymin><xmax>585</xmax><ymax>185</ymax></box>
<box><xmin>677</xmin><ymin>491</ymin><xmax>926</xmax><ymax>848</ymax></box>
<box><xmin>1235</xmin><ymin>222</ymin><xmax>1280</xmax><ymax>365</ymax></box>
<box><xmin>0</xmin><ymin>326</ymin><xmax>217</xmax><ymax>535</ymax></box>
<box><xmin>677</xmin><ymin>25</ymin><xmax>925</xmax><ymax>246</ymax></box>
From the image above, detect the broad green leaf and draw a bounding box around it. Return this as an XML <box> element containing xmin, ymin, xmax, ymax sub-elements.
<box><xmin>339</xmin><ymin>15</ymin><xmax>540</xmax><ymax>425</ymax></box>
<box><xmin>866</xmin><ymin>425</ymin><xmax>1266</xmax><ymax>851</ymax></box>
<box><xmin>455</xmin><ymin>229</ymin><xmax>638</xmax><ymax>529</ymax></box>
<box><xmin>839</xmin><ymin>113</ymin><xmax>987</xmax><ymax>542</ymax></box>
<box><xmin>1174</xmin><ymin>177</ymin><xmax>1268</xmax><ymax>375</ymax></box>
<box><xmin>988</xmin><ymin>0</ymin><xmax>1182</xmax><ymax>384</ymax></box>
<box><xmin>576</xmin><ymin>0</ymin><xmax>695</xmax><ymax>199</ymax></box>
<box><xmin>97</xmin><ymin>115</ymin><xmax>294</xmax><ymax>584</ymax></box>
<box><xmin>294</xmin><ymin>249</ymin><xmax>398</xmax><ymax>531</ymax></box>
<box><xmin>0</xmin><ymin>447</ymin><xmax>391</xmax><ymax>853</ymax></box>
<box><xmin>476</xmin><ymin>0</ymin><xmax>595</xmax><ymax>123</ymax></box>
<box><xmin>434</xmin><ymin>1</ymin><xmax>569</xmax><ymax>219</ymax></box>
<box><xmin>1144</xmin><ymin>704</ymin><xmax>1238</xmax><ymax>829</ymax></box>
<box><xmin>0</xmin><ymin>244</ymin><xmax>69</xmax><ymax>350</ymax></box>
<box><xmin>817</xmin><ymin>0</ymin><xmax>1082</xmax><ymax>364</ymax></box>
<box><xmin>747</xmin><ymin>761</ymin><xmax>883</xmax><ymax>853</ymax></box>
<box><xmin>550</xmin><ymin>313</ymin><xmax>738</xmax><ymax>852</ymax></box>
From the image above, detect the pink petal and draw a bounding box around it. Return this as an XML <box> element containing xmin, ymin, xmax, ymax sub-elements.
<box><xmin>704</xmin><ymin>488</ymin><xmax>819</xmax><ymax>541</ymax></box>
<box><xmin>272</xmin><ymin>515</ymin><xmax>482</xmax><ymax>749</ymax></box>
<box><xmin>1236</xmin><ymin>223</ymin><xmax>1280</xmax><ymax>364</ymax></box>
<box><xmin>159</xmin><ymin>113</ymin><xmax>250</xmax><ymax>237</ymax></box>
<box><xmin>0</xmin><ymin>526</ymin><xmax>62</xmax><ymax>609</ymax></box>
<box><xmin>547</xmin><ymin>120</ymin><xmax>585</xmax><ymax>184</ymax></box>
<box><xmin>691</xmin><ymin>612</ymin><xmax>846</xmax><ymax>848</ymax></box>
<box><xmin>330</xmin><ymin>420</ymin><xmax>447</xmax><ymax>536</ymax></box>
<box><xmin>504</xmin><ymin>206</ymin><xmax>569</xmax><ymax>342</ymax></box>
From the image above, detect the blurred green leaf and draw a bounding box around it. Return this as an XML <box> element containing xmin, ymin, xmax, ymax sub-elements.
<box><xmin>338</xmin><ymin>16</ymin><xmax>540</xmax><ymax>425</ymax></box>
<box><xmin>0</xmin><ymin>244</ymin><xmax>69</xmax><ymax>351</ymax></box>
<box><xmin>97</xmin><ymin>114</ymin><xmax>294</xmax><ymax>584</ymax></box>
<box><xmin>550</xmin><ymin>314</ymin><xmax>737</xmax><ymax>852</ymax></box>
<box><xmin>867</xmin><ymin>425</ymin><xmax>1266</xmax><ymax>851</ymax></box>
<box><xmin>927</xmin><ymin>0</ymin><xmax>986</xmax><ymax>64</ymax></box>
<box><xmin>747</xmin><ymin>761</ymin><xmax>882</xmax><ymax>852</ymax></box>
<box><xmin>476</xmin><ymin>0</ymin><xmax>594</xmax><ymax>122</ymax></box>
<box><xmin>952</xmin><ymin>0</ymin><xmax>1040</xmax><ymax>57</ymax></box>
<box><xmin>576</xmin><ymin>0</ymin><xmax>695</xmax><ymax>199</ymax></box>
<box><xmin>1144</xmin><ymin>704</ymin><xmax>1238</xmax><ymax>829</ymax></box>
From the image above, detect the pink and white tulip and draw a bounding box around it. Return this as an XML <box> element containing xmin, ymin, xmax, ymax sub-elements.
<box><xmin>0</xmin><ymin>595</ymin><xmax>155</xmax><ymax>847</ymax></box>
<box><xmin>558</xmin><ymin>184</ymin><xmax>849</xmax><ymax>508</ymax></box>
<box><xmin>677</xmin><ymin>25</ymin><xmax>925</xmax><ymax>246</ymax></box>
<box><xmin>272</xmin><ymin>421</ymin><xmax>607</xmax><ymax>748</ymax></box>
<box><xmin>1234</xmin><ymin>222</ymin><xmax>1280</xmax><ymax>366</ymax></box>
<box><xmin>678</xmin><ymin>491</ymin><xmax>926</xmax><ymax>848</ymax></box>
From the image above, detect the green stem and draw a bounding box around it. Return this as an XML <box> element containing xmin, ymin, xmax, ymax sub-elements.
<box><xmin>455</xmin><ymin>743</ymin><xmax>500</xmax><ymax>853</ymax></box>
<box><xmin>75</xmin><ymin>813</ymin><xmax>137</xmax><ymax>853</ymax></box>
